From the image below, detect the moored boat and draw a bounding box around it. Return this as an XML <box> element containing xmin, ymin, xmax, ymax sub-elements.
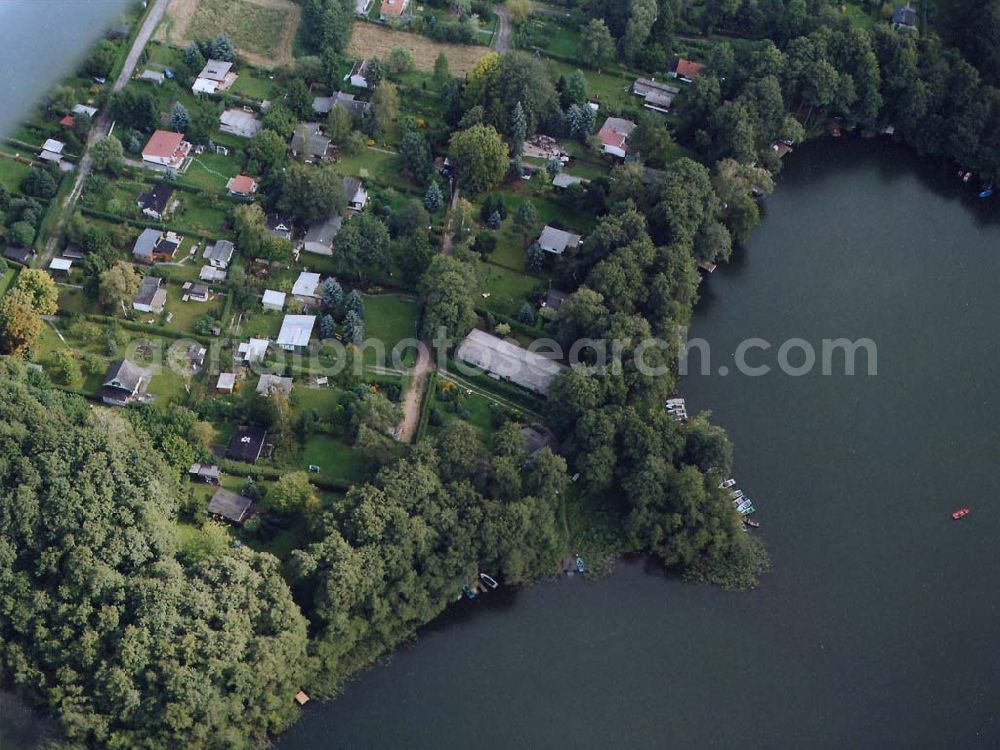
<box><xmin>952</xmin><ymin>507</ymin><xmax>970</xmax><ymax>520</ymax></box>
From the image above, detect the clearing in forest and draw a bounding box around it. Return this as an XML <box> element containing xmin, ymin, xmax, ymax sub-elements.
<box><xmin>158</xmin><ymin>0</ymin><xmax>300</xmax><ymax>67</ymax></box>
<box><xmin>348</xmin><ymin>24</ymin><xmax>490</xmax><ymax>76</ymax></box>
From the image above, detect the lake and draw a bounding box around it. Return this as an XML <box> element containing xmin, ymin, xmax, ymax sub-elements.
<box><xmin>0</xmin><ymin>0</ymin><xmax>129</xmax><ymax>138</ymax></box>
<box><xmin>279</xmin><ymin>139</ymin><xmax>1000</xmax><ymax>749</ymax></box>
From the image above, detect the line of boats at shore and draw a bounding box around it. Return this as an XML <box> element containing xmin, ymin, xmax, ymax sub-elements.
<box><xmin>667</xmin><ymin>398</ymin><xmax>761</xmax><ymax>530</ymax></box>
<box><xmin>719</xmin><ymin>476</ymin><xmax>759</xmax><ymax>530</ymax></box>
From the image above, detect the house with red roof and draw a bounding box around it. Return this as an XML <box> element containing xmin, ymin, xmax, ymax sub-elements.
<box><xmin>597</xmin><ymin>117</ymin><xmax>636</xmax><ymax>159</ymax></box>
<box><xmin>227</xmin><ymin>174</ymin><xmax>259</xmax><ymax>197</ymax></box>
<box><xmin>669</xmin><ymin>58</ymin><xmax>704</xmax><ymax>82</ymax></box>
<box><xmin>142</xmin><ymin>130</ymin><xmax>191</xmax><ymax>170</ymax></box>
<box><xmin>380</xmin><ymin>0</ymin><xmax>410</xmax><ymax>19</ymax></box>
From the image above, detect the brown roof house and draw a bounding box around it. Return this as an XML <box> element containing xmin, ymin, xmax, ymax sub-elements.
<box><xmin>669</xmin><ymin>58</ymin><xmax>704</xmax><ymax>82</ymax></box>
<box><xmin>142</xmin><ymin>130</ymin><xmax>191</xmax><ymax>170</ymax></box>
<box><xmin>597</xmin><ymin>117</ymin><xmax>636</xmax><ymax>158</ymax></box>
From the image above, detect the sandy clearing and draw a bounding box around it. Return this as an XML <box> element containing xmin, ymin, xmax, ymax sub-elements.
<box><xmin>348</xmin><ymin>24</ymin><xmax>490</xmax><ymax>76</ymax></box>
<box><xmin>158</xmin><ymin>0</ymin><xmax>300</xmax><ymax>68</ymax></box>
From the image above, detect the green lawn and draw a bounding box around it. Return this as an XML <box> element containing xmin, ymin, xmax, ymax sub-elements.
<box><xmin>164</xmin><ymin>282</ymin><xmax>224</xmax><ymax>334</ymax></box>
<box><xmin>171</xmin><ymin>193</ymin><xmax>232</xmax><ymax>235</ymax></box>
<box><xmin>184</xmin><ymin>153</ymin><xmax>243</xmax><ymax>192</ymax></box>
<box><xmin>301</xmin><ymin>434</ymin><xmax>370</xmax><ymax>485</ymax></box>
<box><xmin>336</xmin><ymin>148</ymin><xmax>414</xmax><ymax>193</ymax></box>
<box><xmin>0</xmin><ymin>155</ymin><xmax>32</xmax><ymax>192</ymax></box>
<box><xmin>0</xmin><ymin>267</ymin><xmax>19</xmax><ymax>299</ymax></box>
<box><xmin>230</xmin><ymin>70</ymin><xmax>276</xmax><ymax>101</ymax></box>
<box><xmin>478</xmin><ymin>261</ymin><xmax>542</xmax><ymax>315</ymax></box>
<box><xmin>545</xmin><ymin>59</ymin><xmax>638</xmax><ymax>115</ymax></box>
<box><xmin>235</xmin><ymin>309</ymin><xmax>283</xmax><ymax>339</ymax></box>
<box><xmin>293</xmin><ymin>385</ymin><xmax>343</xmax><ymax>417</ymax></box>
<box><xmin>841</xmin><ymin>2</ymin><xmax>876</xmax><ymax>27</ymax></box>
<box><xmin>363</xmin><ymin>294</ymin><xmax>419</xmax><ymax>361</ymax></box>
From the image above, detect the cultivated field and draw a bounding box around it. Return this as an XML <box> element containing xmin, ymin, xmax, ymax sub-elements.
<box><xmin>348</xmin><ymin>24</ymin><xmax>490</xmax><ymax>76</ymax></box>
<box><xmin>158</xmin><ymin>0</ymin><xmax>300</xmax><ymax>67</ymax></box>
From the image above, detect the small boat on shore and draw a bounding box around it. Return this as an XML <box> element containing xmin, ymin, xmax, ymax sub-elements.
<box><xmin>575</xmin><ymin>556</ymin><xmax>585</xmax><ymax>574</ymax></box>
<box><xmin>952</xmin><ymin>508</ymin><xmax>970</xmax><ymax>520</ymax></box>
<box><xmin>979</xmin><ymin>185</ymin><xmax>994</xmax><ymax>199</ymax></box>
<box><xmin>479</xmin><ymin>573</ymin><xmax>499</xmax><ymax>589</ymax></box>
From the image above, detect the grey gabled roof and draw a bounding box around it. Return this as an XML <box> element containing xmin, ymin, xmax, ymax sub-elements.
<box><xmin>332</xmin><ymin>92</ymin><xmax>370</xmax><ymax>117</ymax></box>
<box><xmin>102</xmin><ymin>358</ymin><xmax>144</xmax><ymax>391</ymax></box>
<box><xmin>133</xmin><ymin>276</ymin><xmax>163</xmax><ymax>306</ymax></box>
<box><xmin>208</xmin><ymin>239</ymin><xmax>234</xmax><ymax>264</ymax></box>
<box><xmin>304</xmin><ymin>216</ymin><xmax>343</xmax><ymax>249</ymax></box>
<box><xmin>207</xmin><ymin>488</ymin><xmax>252</xmax><ymax>523</ymax></box>
<box><xmin>290</xmin><ymin>123</ymin><xmax>331</xmax><ymax>158</ymax></box>
<box><xmin>133</xmin><ymin>227</ymin><xmax>162</xmax><ymax>258</ymax></box>
<box><xmin>538</xmin><ymin>225</ymin><xmax>582</xmax><ymax>254</ymax></box>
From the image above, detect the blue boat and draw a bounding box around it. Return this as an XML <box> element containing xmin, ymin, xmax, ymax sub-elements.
<box><xmin>575</xmin><ymin>555</ymin><xmax>585</xmax><ymax>574</ymax></box>
<box><xmin>979</xmin><ymin>185</ymin><xmax>994</xmax><ymax>199</ymax></box>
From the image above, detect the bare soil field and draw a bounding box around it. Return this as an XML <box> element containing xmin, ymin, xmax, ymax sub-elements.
<box><xmin>157</xmin><ymin>0</ymin><xmax>300</xmax><ymax>67</ymax></box>
<box><xmin>348</xmin><ymin>24</ymin><xmax>490</xmax><ymax>76</ymax></box>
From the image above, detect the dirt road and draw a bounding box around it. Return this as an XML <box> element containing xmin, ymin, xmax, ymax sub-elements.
<box><xmin>395</xmin><ymin>343</ymin><xmax>434</xmax><ymax>443</ymax></box>
<box><xmin>41</xmin><ymin>0</ymin><xmax>172</xmax><ymax>266</ymax></box>
<box><xmin>493</xmin><ymin>4</ymin><xmax>512</xmax><ymax>52</ymax></box>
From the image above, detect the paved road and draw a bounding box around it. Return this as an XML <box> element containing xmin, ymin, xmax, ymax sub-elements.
<box><xmin>41</xmin><ymin>0</ymin><xmax>172</xmax><ymax>266</ymax></box>
<box><xmin>493</xmin><ymin>3</ymin><xmax>512</xmax><ymax>52</ymax></box>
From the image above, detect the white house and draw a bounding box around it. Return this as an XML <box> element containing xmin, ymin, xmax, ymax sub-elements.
<box><xmin>39</xmin><ymin>139</ymin><xmax>66</xmax><ymax>163</ymax></box>
<box><xmin>276</xmin><ymin>315</ymin><xmax>317</xmax><ymax>350</ymax></box>
<box><xmin>343</xmin><ymin>176</ymin><xmax>368</xmax><ymax>211</ymax></box>
<box><xmin>262</xmin><ymin>289</ymin><xmax>286</xmax><ymax>311</ymax></box>
<box><xmin>292</xmin><ymin>271</ymin><xmax>321</xmax><ymax>300</ymax></box>
<box><xmin>193</xmin><ymin>59</ymin><xmax>237</xmax><ymax>94</ymax></box>
<box><xmin>537</xmin><ymin>225</ymin><xmax>583</xmax><ymax>256</ymax></box>
<box><xmin>216</xmin><ymin>372</ymin><xmax>236</xmax><ymax>393</ymax></box>
<box><xmin>345</xmin><ymin>59</ymin><xmax>373</xmax><ymax>89</ymax></box>
<box><xmin>237</xmin><ymin>337</ymin><xmax>270</xmax><ymax>364</ymax></box>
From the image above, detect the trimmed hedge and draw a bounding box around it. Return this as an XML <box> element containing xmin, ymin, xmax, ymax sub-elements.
<box><xmin>79</xmin><ymin>207</ymin><xmax>221</xmax><ymax>242</ymax></box>
<box><xmin>80</xmin><ymin>314</ymin><xmax>215</xmax><ymax>344</ymax></box>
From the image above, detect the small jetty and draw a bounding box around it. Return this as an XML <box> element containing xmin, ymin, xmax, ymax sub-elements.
<box><xmin>696</xmin><ymin>260</ymin><xmax>717</xmax><ymax>274</ymax></box>
<box><xmin>665</xmin><ymin>397</ymin><xmax>688</xmax><ymax>422</ymax></box>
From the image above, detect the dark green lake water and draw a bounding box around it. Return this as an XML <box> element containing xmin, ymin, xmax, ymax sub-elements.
<box><xmin>280</xmin><ymin>139</ymin><xmax>1000</xmax><ymax>749</ymax></box>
